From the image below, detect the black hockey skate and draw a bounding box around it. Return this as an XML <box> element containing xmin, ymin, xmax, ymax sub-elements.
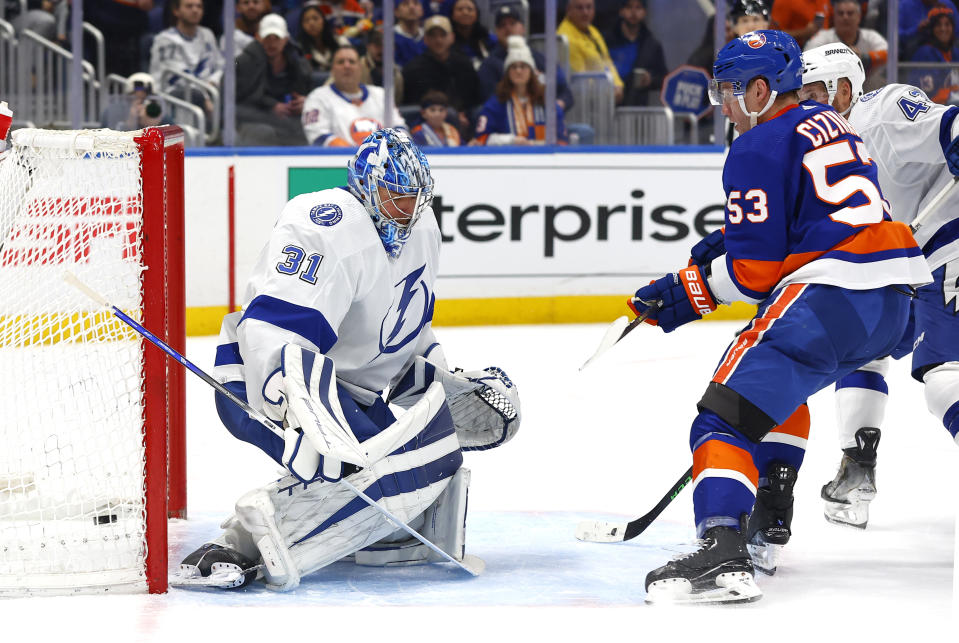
<box><xmin>822</xmin><ymin>428</ymin><xmax>880</xmax><ymax>529</ymax></box>
<box><xmin>170</xmin><ymin>543</ymin><xmax>261</xmax><ymax>589</ymax></box>
<box><xmin>746</xmin><ymin>463</ymin><xmax>798</xmax><ymax>576</ymax></box>
<box><xmin>645</xmin><ymin>526</ymin><xmax>761</xmax><ymax>604</ymax></box>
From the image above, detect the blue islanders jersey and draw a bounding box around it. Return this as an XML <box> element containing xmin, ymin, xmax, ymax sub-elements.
<box><xmin>708</xmin><ymin>100</ymin><xmax>932</xmax><ymax>305</ymax></box>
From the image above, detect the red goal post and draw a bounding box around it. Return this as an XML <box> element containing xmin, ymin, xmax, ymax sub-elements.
<box><xmin>0</xmin><ymin>126</ymin><xmax>186</xmax><ymax>594</ymax></box>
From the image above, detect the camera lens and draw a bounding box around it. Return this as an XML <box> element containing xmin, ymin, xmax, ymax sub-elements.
<box><xmin>145</xmin><ymin>100</ymin><xmax>162</xmax><ymax>118</ymax></box>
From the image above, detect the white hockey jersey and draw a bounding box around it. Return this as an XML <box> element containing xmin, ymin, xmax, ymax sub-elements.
<box><xmin>301</xmin><ymin>84</ymin><xmax>406</xmax><ymax>146</ymax></box>
<box><xmin>849</xmin><ymin>84</ymin><xmax>959</xmax><ymax>270</ymax></box>
<box><xmin>149</xmin><ymin>26</ymin><xmax>225</xmax><ymax>90</ymax></box>
<box><xmin>214</xmin><ymin>187</ymin><xmax>442</xmax><ymax>412</ymax></box>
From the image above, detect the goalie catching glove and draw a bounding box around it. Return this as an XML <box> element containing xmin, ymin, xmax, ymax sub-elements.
<box><xmin>389</xmin><ymin>356</ymin><xmax>521</xmax><ymax>451</ymax></box>
<box><xmin>629</xmin><ymin>264</ymin><xmax>717</xmax><ymax>333</ymax></box>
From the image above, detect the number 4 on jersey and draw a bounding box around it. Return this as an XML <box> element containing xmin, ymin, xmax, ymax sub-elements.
<box><xmin>898</xmin><ymin>96</ymin><xmax>930</xmax><ymax>121</ymax></box>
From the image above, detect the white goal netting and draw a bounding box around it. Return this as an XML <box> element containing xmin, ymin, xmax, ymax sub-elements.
<box><xmin>0</xmin><ymin>129</ymin><xmax>150</xmax><ymax>594</ymax></box>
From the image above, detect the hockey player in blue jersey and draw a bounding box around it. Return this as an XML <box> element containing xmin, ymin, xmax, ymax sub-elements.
<box><xmin>629</xmin><ymin>31</ymin><xmax>931</xmax><ymax>604</ymax></box>
<box><xmin>172</xmin><ymin>129</ymin><xmax>521</xmax><ymax>590</ymax></box>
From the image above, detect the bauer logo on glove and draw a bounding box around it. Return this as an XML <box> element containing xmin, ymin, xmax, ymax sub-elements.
<box><xmin>628</xmin><ymin>264</ymin><xmax>718</xmax><ymax>333</ymax></box>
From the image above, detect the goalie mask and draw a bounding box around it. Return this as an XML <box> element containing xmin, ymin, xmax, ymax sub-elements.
<box><xmin>801</xmin><ymin>43</ymin><xmax>865</xmax><ymax>116</ymax></box>
<box><xmin>347</xmin><ymin>128</ymin><xmax>434</xmax><ymax>258</ymax></box>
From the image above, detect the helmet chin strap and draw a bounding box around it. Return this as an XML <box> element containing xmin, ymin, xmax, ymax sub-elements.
<box><xmin>737</xmin><ymin>90</ymin><xmax>779</xmax><ymax>130</ymax></box>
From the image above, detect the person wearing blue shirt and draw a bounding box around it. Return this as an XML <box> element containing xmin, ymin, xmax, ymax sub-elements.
<box><xmin>602</xmin><ymin>0</ymin><xmax>667</xmax><ymax>106</ymax></box>
<box><xmin>900</xmin><ymin>0</ymin><xmax>959</xmax><ymax>57</ymax></box>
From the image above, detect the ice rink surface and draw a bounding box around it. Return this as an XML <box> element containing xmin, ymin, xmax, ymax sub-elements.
<box><xmin>3</xmin><ymin>321</ymin><xmax>957</xmax><ymax>640</ymax></box>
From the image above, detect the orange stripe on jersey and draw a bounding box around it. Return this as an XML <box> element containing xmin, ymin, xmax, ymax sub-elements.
<box><xmin>767</xmin><ymin>404</ymin><xmax>811</xmax><ymax>440</ymax></box>
<box><xmin>692</xmin><ymin>439</ymin><xmax>759</xmax><ymax>488</ymax></box>
<box><xmin>713</xmin><ymin>284</ymin><xmax>806</xmax><ymax>385</ymax></box>
<box><xmin>827</xmin><ymin>220</ymin><xmax>921</xmax><ymax>256</ymax></box>
<box><xmin>731</xmin><ymin>257</ymin><xmax>785</xmax><ymax>295</ymax></box>
<box><xmin>733</xmin><ymin>220</ymin><xmax>919</xmax><ymax>295</ymax></box>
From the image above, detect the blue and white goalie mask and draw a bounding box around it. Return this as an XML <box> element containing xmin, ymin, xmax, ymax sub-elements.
<box><xmin>347</xmin><ymin>128</ymin><xmax>435</xmax><ymax>258</ymax></box>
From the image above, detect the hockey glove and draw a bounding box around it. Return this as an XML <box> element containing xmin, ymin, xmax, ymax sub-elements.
<box><xmin>628</xmin><ymin>265</ymin><xmax>717</xmax><ymax>333</ymax></box>
<box><xmin>689</xmin><ymin>228</ymin><xmax>725</xmax><ymax>268</ymax></box>
<box><xmin>946</xmin><ymin>135</ymin><xmax>959</xmax><ymax>176</ymax></box>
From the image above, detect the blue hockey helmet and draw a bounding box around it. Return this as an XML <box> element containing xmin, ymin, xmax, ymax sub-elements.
<box><xmin>347</xmin><ymin>128</ymin><xmax>434</xmax><ymax>258</ymax></box>
<box><xmin>709</xmin><ymin>30</ymin><xmax>803</xmax><ymax>105</ymax></box>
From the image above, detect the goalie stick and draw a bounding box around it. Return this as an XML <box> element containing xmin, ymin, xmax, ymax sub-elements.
<box><xmin>63</xmin><ymin>272</ymin><xmax>484</xmax><ymax>577</ymax></box>
<box><xmin>575</xmin><ymin>466</ymin><xmax>693</xmax><ymax>543</ymax></box>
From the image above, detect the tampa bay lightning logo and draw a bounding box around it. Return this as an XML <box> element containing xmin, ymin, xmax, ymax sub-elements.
<box><xmin>378</xmin><ymin>264</ymin><xmax>434</xmax><ymax>355</ymax></box>
<box><xmin>310</xmin><ymin>203</ymin><xmax>343</xmax><ymax>226</ymax></box>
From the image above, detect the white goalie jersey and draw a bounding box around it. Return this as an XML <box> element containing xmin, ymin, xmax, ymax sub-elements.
<box><xmin>849</xmin><ymin>84</ymin><xmax>959</xmax><ymax>270</ymax></box>
<box><xmin>214</xmin><ymin>187</ymin><xmax>442</xmax><ymax>412</ymax></box>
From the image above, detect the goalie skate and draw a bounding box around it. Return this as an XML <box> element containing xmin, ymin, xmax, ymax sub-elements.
<box><xmin>645</xmin><ymin>526</ymin><xmax>762</xmax><ymax>605</ymax></box>
<box><xmin>745</xmin><ymin>464</ymin><xmax>797</xmax><ymax>576</ymax></box>
<box><xmin>822</xmin><ymin>428</ymin><xmax>879</xmax><ymax>529</ymax></box>
<box><xmin>170</xmin><ymin>543</ymin><xmax>261</xmax><ymax>590</ymax></box>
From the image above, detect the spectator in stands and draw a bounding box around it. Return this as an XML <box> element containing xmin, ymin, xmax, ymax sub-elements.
<box><xmin>316</xmin><ymin>0</ymin><xmax>374</xmax><ymax>44</ymax></box>
<box><xmin>900</xmin><ymin>0</ymin><xmax>959</xmax><ymax>58</ymax></box>
<box><xmin>603</xmin><ymin>0</ymin><xmax>666</xmax><ymax>106</ymax></box>
<box><xmin>234</xmin><ymin>14</ymin><xmax>312</xmax><ymax>146</ymax></box>
<box><xmin>302</xmin><ymin>45</ymin><xmax>406</xmax><ymax>146</ymax></box>
<box><xmin>150</xmin><ymin>0</ymin><xmax>224</xmax><ymax>120</ymax></box>
<box><xmin>224</xmin><ymin>0</ymin><xmax>270</xmax><ymax>56</ymax></box>
<box><xmin>558</xmin><ymin>0</ymin><xmax>625</xmax><ymax>104</ymax></box>
<box><xmin>411</xmin><ymin>90</ymin><xmax>462</xmax><ymax>146</ymax></box>
<box><xmin>772</xmin><ymin>0</ymin><xmax>830</xmax><ymax>47</ymax></box>
<box><xmin>731</xmin><ymin>0</ymin><xmax>771</xmax><ymax>36</ymax></box>
<box><xmin>101</xmin><ymin>72</ymin><xmax>171</xmax><ymax>131</ymax></box>
<box><xmin>298</xmin><ymin>1</ymin><xmax>343</xmax><ymax>73</ymax></box>
<box><xmin>805</xmin><ymin>0</ymin><xmax>888</xmax><ymax>90</ymax></box>
<box><xmin>687</xmin><ymin>0</ymin><xmax>768</xmax><ymax>72</ymax></box>
<box><xmin>403</xmin><ymin>15</ymin><xmax>481</xmax><ymax>135</ymax></box>
<box><xmin>395</xmin><ymin>0</ymin><xmax>427</xmax><ymax>66</ymax></box>
<box><xmin>86</xmin><ymin>0</ymin><xmax>153</xmax><ymax>78</ymax></box>
<box><xmin>478</xmin><ymin>5</ymin><xmax>574</xmax><ymax>110</ymax></box>
<box><xmin>910</xmin><ymin>5</ymin><xmax>959</xmax><ymax>103</ymax></box>
<box><xmin>361</xmin><ymin>27</ymin><xmax>405</xmax><ymax>103</ymax></box>
<box><xmin>471</xmin><ymin>36</ymin><xmax>569</xmax><ymax>146</ymax></box>
<box><xmin>449</xmin><ymin>0</ymin><xmax>495</xmax><ymax>69</ymax></box>
<box><xmin>10</xmin><ymin>0</ymin><xmax>68</xmax><ymax>44</ymax></box>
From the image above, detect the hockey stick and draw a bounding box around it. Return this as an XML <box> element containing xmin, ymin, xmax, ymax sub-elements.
<box><xmin>579</xmin><ymin>305</ymin><xmax>657</xmax><ymax>370</ymax></box>
<box><xmin>575</xmin><ymin>466</ymin><xmax>693</xmax><ymax>543</ymax></box>
<box><xmin>63</xmin><ymin>272</ymin><xmax>483</xmax><ymax>577</ymax></box>
<box><xmin>911</xmin><ymin>175</ymin><xmax>959</xmax><ymax>233</ymax></box>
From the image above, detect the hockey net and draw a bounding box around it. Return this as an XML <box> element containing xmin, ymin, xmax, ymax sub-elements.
<box><xmin>0</xmin><ymin>127</ymin><xmax>185</xmax><ymax>594</ymax></box>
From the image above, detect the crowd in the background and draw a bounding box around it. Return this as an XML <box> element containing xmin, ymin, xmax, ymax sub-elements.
<box><xmin>4</xmin><ymin>0</ymin><xmax>959</xmax><ymax>146</ymax></box>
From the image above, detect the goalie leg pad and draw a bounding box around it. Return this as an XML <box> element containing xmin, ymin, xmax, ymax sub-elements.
<box><xmin>236</xmin><ymin>386</ymin><xmax>463</xmax><ymax>589</ymax></box>
<box><xmin>356</xmin><ymin>467</ymin><xmax>470</xmax><ymax>566</ymax></box>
